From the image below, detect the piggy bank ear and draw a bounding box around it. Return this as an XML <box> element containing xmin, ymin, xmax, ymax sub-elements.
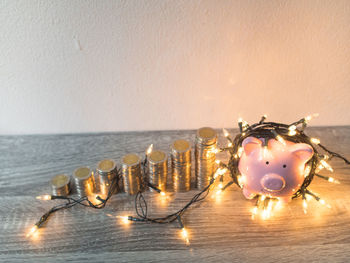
<box><xmin>242</xmin><ymin>137</ymin><xmax>262</xmax><ymax>156</ymax></box>
<box><xmin>290</xmin><ymin>143</ymin><xmax>314</xmax><ymax>163</ymax></box>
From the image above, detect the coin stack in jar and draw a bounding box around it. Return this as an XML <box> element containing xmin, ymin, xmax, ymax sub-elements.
<box><xmin>195</xmin><ymin>127</ymin><xmax>218</xmax><ymax>190</ymax></box>
<box><xmin>147</xmin><ymin>150</ymin><xmax>168</xmax><ymax>192</ymax></box>
<box><xmin>96</xmin><ymin>159</ymin><xmax>118</xmax><ymax>196</ymax></box>
<box><xmin>50</xmin><ymin>174</ymin><xmax>71</xmax><ymax>196</ymax></box>
<box><xmin>73</xmin><ymin>167</ymin><xmax>95</xmax><ymax>197</ymax></box>
<box><xmin>121</xmin><ymin>153</ymin><xmax>142</xmax><ymax>195</ymax></box>
<box><xmin>171</xmin><ymin>139</ymin><xmax>191</xmax><ymax>192</ymax></box>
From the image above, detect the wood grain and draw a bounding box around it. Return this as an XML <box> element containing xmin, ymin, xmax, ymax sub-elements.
<box><xmin>1</xmin><ymin>127</ymin><xmax>350</xmax><ymax>262</ymax></box>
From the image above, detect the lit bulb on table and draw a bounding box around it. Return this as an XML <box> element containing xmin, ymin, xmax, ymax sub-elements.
<box><xmin>36</xmin><ymin>195</ymin><xmax>51</xmax><ymax>201</ymax></box>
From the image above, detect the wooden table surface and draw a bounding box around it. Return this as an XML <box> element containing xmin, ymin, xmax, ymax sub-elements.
<box><xmin>1</xmin><ymin>127</ymin><xmax>350</xmax><ymax>262</ymax></box>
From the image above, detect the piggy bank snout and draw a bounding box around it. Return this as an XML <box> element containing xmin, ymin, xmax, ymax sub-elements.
<box><xmin>260</xmin><ymin>173</ymin><xmax>286</xmax><ymax>192</ymax></box>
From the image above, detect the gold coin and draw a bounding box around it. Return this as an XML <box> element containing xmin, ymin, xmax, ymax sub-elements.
<box><xmin>149</xmin><ymin>150</ymin><xmax>166</xmax><ymax>162</ymax></box>
<box><xmin>74</xmin><ymin>167</ymin><xmax>91</xmax><ymax>179</ymax></box>
<box><xmin>197</xmin><ymin>127</ymin><xmax>216</xmax><ymax>139</ymax></box>
<box><xmin>122</xmin><ymin>154</ymin><xmax>140</xmax><ymax>166</ymax></box>
<box><xmin>172</xmin><ymin>139</ymin><xmax>190</xmax><ymax>152</ymax></box>
<box><xmin>97</xmin><ymin>159</ymin><xmax>116</xmax><ymax>172</ymax></box>
<box><xmin>51</xmin><ymin>174</ymin><xmax>70</xmax><ymax>188</ymax></box>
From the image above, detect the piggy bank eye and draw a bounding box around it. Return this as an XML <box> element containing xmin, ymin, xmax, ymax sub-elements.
<box><xmin>283</xmin><ymin>164</ymin><xmax>287</xmax><ymax>168</ymax></box>
<box><xmin>265</xmin><ymin>161</ymin><xmax>269</xmax><ymax>165</ymax></box>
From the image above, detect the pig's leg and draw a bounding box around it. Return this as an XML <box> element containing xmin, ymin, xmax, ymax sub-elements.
<box><xmin>243</xmin><ymin>188</ymin><xmax>256</xmax><ymax>199</ymax></box>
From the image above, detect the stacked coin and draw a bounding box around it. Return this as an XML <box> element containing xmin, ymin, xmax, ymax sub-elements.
<box><xmin>195</xmin><ymin>127</ymin><xmax>218</xmax><ymax>190</ymax></box>
<box><xmin>73</xmin><ymin>167</ymin><xmax>95</xmax><ymax>197</ymax></box>
<box><xmin>147</xmin><ymin>150</ymin><xmax>168</xmax><ymax>192</ymax></box>
<box><xmin>50</xmin><ymin>174</ymin><xmax>70</xmax><ymax>196</ymax></box>
<box><xmin>97</xmin><ymin>159</ymin><xmax>117</xmax><ymax>196</ymax></box>
<box><xmin>171</xmin><ymin>139</ymin><xmax>191</xmax><ymax>192</ymax></box>
<box><xmin>121</xmin><ymin>153</ymin><xmax>142</xmax><ymax>195</ymax></box>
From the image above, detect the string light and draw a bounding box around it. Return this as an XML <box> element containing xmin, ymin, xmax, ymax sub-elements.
<box><xmin>26</xmin><ymin>225</ymin><xmax>38</xmax><ymax>238</ymax></box>
<box><xmin>222</xmin><ymin>128</ymin><xmax>230</xmax><ymax>138</ymax></box>
<box><xmin>36</xmin><ymin>195</ymin><xmax>52</xmax><ymax>201</ymax></box>
<box><xmin>302</xmin><ymin>198</ymin><xmax>308</xmax><ymax>214</ymax></box>
<box><xmin>146</xmin><ymin>144</ymin><xmax>153</xmax><ymax>155</ymax></box>
<box><xmin>288</xmin><ymin>125</ymin><xmax>297</xmax><ymax>136</ymax></box>
<box><xmin>29</xmin><ymin>114</ymin><xmax>350</xmax><ymax>243</ymax></box>
<box><xmin>310</xmin><ymin>138</ymin><xmax>321</xmax><ymax>145</ymax></box>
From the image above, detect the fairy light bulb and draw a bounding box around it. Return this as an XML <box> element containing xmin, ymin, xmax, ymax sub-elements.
<box><xmin>304</xmin><ymin>165</ymin><xmax>311</xmax><ymax>178</ymax></box>
<box><xmin>213</xmin><ymin>168</ymin><xmax>227</xmax><ymax>179</ymax></box>
<box><xmin>146</xmin><ymin>144</ymin><xmax>153</xmax><ymax>155</ymax></box>
<box><xmin>310</xmin><ymin>138</ymin><xmax>321</xmax><ymax>145</ymax></box>
<box><xmin>303</xmin><ymin>199</ymin><xmax>308</xmax><ymax>214</ymax></box>
<box><xmin>237</xmin><ymin>147</ymin><xmax>243</xmax><ymax>157</ymax></box>
<box><xmin>305</xmin><ymin>113</ymin><xmax>319</xmax><ymax>122</ymax></box>
<box><xmin>181</xmin><ymin>228</ymin><xmax>190</xmax><ymax>245</ymax></box>
<box><xmin>216</xmin><ymin>189</ymin><xmax>222</xmax><ymax>196</ymax></box>
<box><xmin>251</xmin><ymin>206</ymin><xmax>258</xmax><ymax>219</ymax></box>
<box><xmin>26</xmin><ymin>225</ymin><xmax>38</xmax><ymax>238</ymax></box>
<box><xmin>288</xmin><ymin>125</ymin><xmax>297</xmax><ymax>136</ymax></box>
<box><xmin>160</xmin><ymin>191</ymin><xmax>166</xmax><ymax>196</ymax></box>
<box><xmin>218</xmin><ymin>182</ymin><xmax>223</xmax><ymax>189</ymax></box>
<box><xmin>328</xmin><ymin>177</ymin><xmax>340</xmax><ymax>184</ymax></box>
<box><xmin>320</xmin><ymin>160</ymin><xmax>334</xmax><ymax>172</ymax></box>
<box><xmin>227</xmin><ymin>142</ymin><xmax>233</xmax><ymax>147</ymax></box>
<box><xmin>237</xmin><ymin>175</ymin><xmax>245</xmax><ymax>187</ymax></box>
<box><xmin>222</xmin><ymin>128</ymin><xmax>230</xmax><ymax>138</ymax></box>
<box><xmin>36</xmin><ymin>195</ymin><xmax>51</xmax><ymax>201</ymax></box>
<box><xmin>117</xmin><ymin>215</ymin><xmax>131</xmax><ymax>225</ymax></box>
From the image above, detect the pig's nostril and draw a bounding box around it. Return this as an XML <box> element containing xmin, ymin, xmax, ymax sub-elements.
<box><xmin>260</xmin><ymin>174</ymin><xmax>286</xmax><ymax>192</ymax></box>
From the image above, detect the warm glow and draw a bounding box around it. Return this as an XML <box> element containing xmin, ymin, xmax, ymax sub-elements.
<box><xmin>215</xmin><ymin>159</ymin><xmax>221</xmax><ymax>165</ymax></box>
<box><xmin>237</xmin><ymin>147</ymin><xmax>243</xmax><ymax>157</ymax></box>
<box><xmin>262</xmin><ymin>146</ymin><xmax>269</xmax><ymax>159</ymax></box>
<box><xmin>305</xmin><ymin>113</ymin><xmax>319</xmax><ymax>122</ymax></box>
<box><xmin>251</xmin><ymin>207</ymin><xmax>258</xmax><ymax>219</ymax></box>
<box><xmin>26</xmin><ymin>225</ymin><xmax>38</xmax><ymax>238</ymax></box>
<box><xmin>160</xmin><ymin>191</ymin><xmax>166</xmax><ymax>196</ymax></box>
<box><xmin>320</xmin><ymin>160</ymin><xmax>334</xmax><ymax>172</ymax></box>
<box><xmin>117</xmin><ymin>215</ymin><xmax>131</xmax><ymax>225</ymax></box>
<box><xmin>237</xmin><ymin>175</ymin><xmax>245</xmax><ymax>187</ymax></box>
<box><xmin>310</xmin><ymin>138</ymin><xmax>321</xmax><ymax>144</ymax></box>
<box><xmin>218</xmin><ymin>182</ymin><xmax>223</xmax><ymax>189</ymax></box>
<box><xmin>304</xmin><ymin>165</ymin><xmax>311</xmax><ymax>178</ymax></box>
<box><xmin>303</xmin><ymin>199</ymin><xmax>308</xmax><ymax>214</ymax></box>
<box><xmin>146</xmin><ymin>144</ymin><xmax>153</xmax><ymax>155</ymax></box>
<box><xmin>216</xmin><ymin>189</ymin><xmax>222</xmax><ymax>196</ymax></box>
<box><xmin>181</xmin><ymin>228</ymin><xmax>190</xmax><ymax>245</ymax></box>
<box><xmin>222</xmin><ymin>128</ymin><xmax>230</xmax><ymax>138</ymax></box>
<box><xmin>36</xmin><ymin>195</ymin><xmax>51</xmax><ymax>201</ymax></box>
<box><xmin>227</xmin><ymin>142</ymin><xmax>233</xmax><ymax>147</ymax></box>
<box><xmin>213</xmin><ymin>168</ymin><xmax>227</xmax><ymax>179</ymax></box>
<box><xmin>276</xmin><ymin>135</ymin><xmax>286</xmax><ymax>146</ymax></box>
<box><xmin>328</xmin><ymin>177</ymin><xmax>340</xmax><ymax>184</ymax></box>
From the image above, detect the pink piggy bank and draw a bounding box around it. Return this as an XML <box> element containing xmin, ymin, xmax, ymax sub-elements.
<box><xmin>238</xmin><ymin>137</ymin><xmax>314</xmax><ymax>203</ymax></box>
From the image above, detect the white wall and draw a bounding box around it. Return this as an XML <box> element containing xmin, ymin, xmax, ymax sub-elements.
<box><xmin>1</xmin><ymin>0</ymin><xmax>350</xmax><ymax>135</ymax></box>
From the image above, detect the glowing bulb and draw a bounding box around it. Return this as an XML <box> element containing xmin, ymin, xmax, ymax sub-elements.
<box><xmin>26</xmin><ymin>225</ymin><xmax>38</xmax><ymax>238</ymax></box>
<box><xmin>213</xmin><ymin>168</ymin><xmax>227</xmax><ymax>179</ymax></box>
<box><xmin>227</xmin><ymin>142</ymin><xmax>233</xmax><ymax>147</ymax></box>
<box><xmin>304</xmin><ymin>165</ymin><xmax>311</xmax><ymax>178</ymax></box>
<box><xmin>320</xmin><ymin>160</ymin><xmax>333</xmax><ymax>172</ymax></box>
<box><xmin>288</xmin><ymin>130</ymin><xmax>297</xmax><ymax>136</ymax></box>
<box><xmin>216</xmin><ymin>189</ymin><xmax>222</xmax><ymax>196</ymax></box>
<box><xmin>237</xmin><ymin>147</ymin><xmax>243</xmax><ymax>157</ymax></box>
<box><xmin>238</xmin><ymin>117</ymin><xmax>243</xmax><ymax>123</ymax></box>
<box><xmin>251</xmin><ymin>207</ymin><xmax>258</xmax><ymax>219</ymax></box>
<box><xmin>212</xmin><ymin>148</ymin><xmax>220</xmax><ymax>154</ymax></box>
<box><xmin>276</xmin><ymin>135</ymin><xmax>286</xmax><ymax>146</ymax></box>
<box><xmin>160</xmin><ymin>191</ymin><xmax>166</xmax><ymax>196</ymax></box>
<box><xmin>215</xmin><ymin>160</ymin><xmax>221</xmax><ymax>165</ymax></box>
<box><xmin>263</xmin><ymin>146</ymin><xmax>269</xmax><ymax>159</ymax></box>
<box><xmin>117</xmin><ymin>215</ymin><xmax>130</xmax><ymax>225</ymax></box>
<box><xmin>310</xmin><ymin>138</ymin><xmax>320</xmax><ymax>144</ymax></box>
<box><xmin>260</xmin><ymin>195</ymin><xmax>266</xmax><ymax>201</ymax></box>
<box><xmin>218</xmin><ymin>183</ymin><xmax>223</xmax><ymax>189</ymax></box>
<box><xmin>288</xmin><ymin>125</ymin><xmax>297</xmax><ymax>131</ymax></box>
<box><xmin>181</xmin><ymin>228</ymin><xmax>190</xmax><ymax>245</ymax></box>
<box><xmin>237</xmin><ymin>175</ymin><xmax>245</xmax><ymax>187</ymax></box>
<box><xmin>36</xmin><ymin>195</ymin><xmax>51</xmax><ymax>201</ymax></box>
<box><xmin>146</xmin><ymin>144</ymin><xmax>153</xmax><ymax>155</ymax></box>
<box><xmin>305</xmin><ymin>113</ymin><xmax>319</xmax><ymax>122</ymax></box>
<box><xmin>328</xmin><ymin>177</ymin><xmax>340</xmax><ymax>184</ymax></box>
<box><xmin>222</xmin><ymin>128</ymin><xmax>230</xmax><ymax>138</ymax></box>
<box><xmin>303</xmin><ymin>199</ymin><xmax>308</xmax><ymax>214</ymax></box>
